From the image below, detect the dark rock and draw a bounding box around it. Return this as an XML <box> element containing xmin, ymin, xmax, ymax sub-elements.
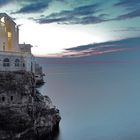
<box><xmin>0</xmin><ymin>71</ymin><xmax>61</xmax><ymax>140</ymax></box>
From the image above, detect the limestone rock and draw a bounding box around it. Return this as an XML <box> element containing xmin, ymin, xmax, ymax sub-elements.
<box><xmin>0</xmin><ymin>71</ymin><xmax>61</xmax><ymax>140</ymax></box>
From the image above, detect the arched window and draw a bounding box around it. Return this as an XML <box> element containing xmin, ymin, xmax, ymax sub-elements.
<box><xmin>15</xmin><ymin>59</ymin><xmax>20</xmax><ymax>67</ymax></box>
<box><xmin>3</xmin><ymin>58</ymin><xmax>10</xmax><ymax>67</ymax></box>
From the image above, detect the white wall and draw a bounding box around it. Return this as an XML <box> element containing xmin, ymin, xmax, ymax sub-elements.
<box><xmin>0</xmin><ymin>14</ymin><xmax>20</xmax><ymax>52</ymax></box>
<box><xmin>22</xmin><ymin>55</ymin><xmax>36</xmax><ymax>73</ymax></box>
<box><xmin>0</xmin><ymin>53</ymin><xmax>25</xmax><ymax>71</ymax></box>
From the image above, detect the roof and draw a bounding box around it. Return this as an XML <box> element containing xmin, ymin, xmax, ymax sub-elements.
<box><xmin>0</xmin><ymin>13</ymin><xmax>16</xmax><ymax>25</ymax></box>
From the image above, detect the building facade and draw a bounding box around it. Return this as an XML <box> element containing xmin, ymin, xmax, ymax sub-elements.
<box><xmin>0</xmin><ymin>13</ymin><xmax>35</xmax><ymax>73</ymax></box>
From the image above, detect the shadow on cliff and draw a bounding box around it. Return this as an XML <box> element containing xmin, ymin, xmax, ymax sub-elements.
<box><xmin>51</xmin><ymin>128</ymin><xmax>60</xmax><ymax>140</ymax></box>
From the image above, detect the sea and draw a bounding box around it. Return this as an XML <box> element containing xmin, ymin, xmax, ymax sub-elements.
<box><xmin>37</xmin><ymin>49</ymin><xmax>140</xmax><ymax>140</ymax></box>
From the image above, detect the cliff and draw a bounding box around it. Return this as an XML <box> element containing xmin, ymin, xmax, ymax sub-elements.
<box><xmin>0</xmin><ymin>71</ymin><xmax>61</xmax><ymax>140</ymax></box>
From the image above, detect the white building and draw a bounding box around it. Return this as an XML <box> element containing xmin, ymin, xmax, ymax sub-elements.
<box><xmin>0</xmin><ymin>13</ymin><xmax>35</xmax><ymax>73</ymax></box>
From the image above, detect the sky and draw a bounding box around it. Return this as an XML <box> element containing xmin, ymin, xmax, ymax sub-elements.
<box><xmin>0</xmin><ymin>0</ymin><xmax>140</xmax><ymax>57</ymax></box>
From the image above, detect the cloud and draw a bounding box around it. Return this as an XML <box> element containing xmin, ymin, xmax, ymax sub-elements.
<box><xmin>114</xmin><ymin>0</ymin><xmax>140</xmax><ymax>10</ymax></box>
<box><xmin>62</xmin><ymin>37</ymin><xmax>140</xmax><ymax>57</ymax></box>
<box><xmin>0</xmin><ymin>0</ymin><xmax>12</xmax><ymax>7</ymax></box>
<box><xmin>70</xmin><ymin>16</ymin><xmax>106</xmax><ymax>24</ymax></box>
<box><xmin>68</xmin><ymin>3</ymin><xmax>100</xmax><ymax>16</ymax></box>
<box><xmin>67</xmin><ymin>37</ymin><xmax>140</xmax><ymax>51</ymax></box>
<box><xmin>115</xmin><ymin>9</ymin><xmax>140</xmax><ymax>20</ymax></box>
<box><xmin>60</xmin><ymin>47</ymin><xmax>127</xmax><ymax>58</ymax></box>
<box><xmin>113</xmin><ymin>0</ymin><xmax>140</xmax><ymax>20</ymax></box>
<box><xmin>113</xmin><ymin>27</ymin><xmax>140</xmax><ymax>32</ymax></box>
<box><xmin>38</xmin><ymin>15</ymin><xmax>106</xmax><ymax>24</ymax></box>
<box><xmin>13</xmin><ymin>0</ymin><xmax>52</xmax><ymax>14</ymax></box>
<box><xmin>115</xmin><ymin>0</ymin><xmax>140</xmax><ymax>10</ymax></box>
<box><xmin>115</xmin><ymin>0</ymin><xmax>140</xmax><ymax>7</ymax></box>
<box><xmin>37</xmin><ymin>17</ymin><xmax>71</xmax><ymax>24</ymax></box>
<box><xmin>35</xmin><ymin>3</ymin><xmax>107</xmax><ymax>24</ymax></box>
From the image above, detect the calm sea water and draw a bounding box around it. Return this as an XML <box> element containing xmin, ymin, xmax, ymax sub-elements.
<box><xmin>37</xmin><ymin>52</ymin><xmax>140</xmax><ymax>140</ymax></box>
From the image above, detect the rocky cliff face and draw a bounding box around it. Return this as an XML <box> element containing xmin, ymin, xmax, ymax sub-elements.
<box><xmin>0</xmin><ymin>71</ymin><xmax>61</xmax><ymax>140</ymax></box>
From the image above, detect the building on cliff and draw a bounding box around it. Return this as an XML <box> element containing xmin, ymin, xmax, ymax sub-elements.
<box><xmin>0</xmin><ymin>14</ymin><xmax>60</xmax><ymax>139</ymax></box>
<box><xmin>0</xmin><ymin>13</ymin><xmax>39</xmax><ymax>73</ymax></box>
<box><xmin>0</xmin><ymin>13</ymin><xmax>45</xmax><ymax>103</ymax></box>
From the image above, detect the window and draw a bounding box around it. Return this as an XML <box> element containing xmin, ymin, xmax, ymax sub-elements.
<box><xmin>3</xmin><ymin>42</ymin><xmax>5</xmax><ymax>51</ymax></box>
<box><xmin>2</xmin><ymin>97</ymin><xmax>5</xmax><ymax>102</ymax></box>
<box><xmin>3</xmin><ymin>58</ymin><xmax>10</xmax><ymax>67</ymax></box>
<box><xmin>11</xmin><ymin>96</ymin><xmax>13</xmax><ymax>101</ymax></box>
<box><xmin>8</xmin><ymin>32</ymin><xmax>12</xmax><ymax>38</ymax></box>
<box><xmin>15</xmin><ymin>59</ymin><xmax>20</xmax><ymax>67</ymax></box>
<box><xmin>23</xmin><ymin>63</ymin><xmax>25</xmax><ymax>67</ymax></box>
